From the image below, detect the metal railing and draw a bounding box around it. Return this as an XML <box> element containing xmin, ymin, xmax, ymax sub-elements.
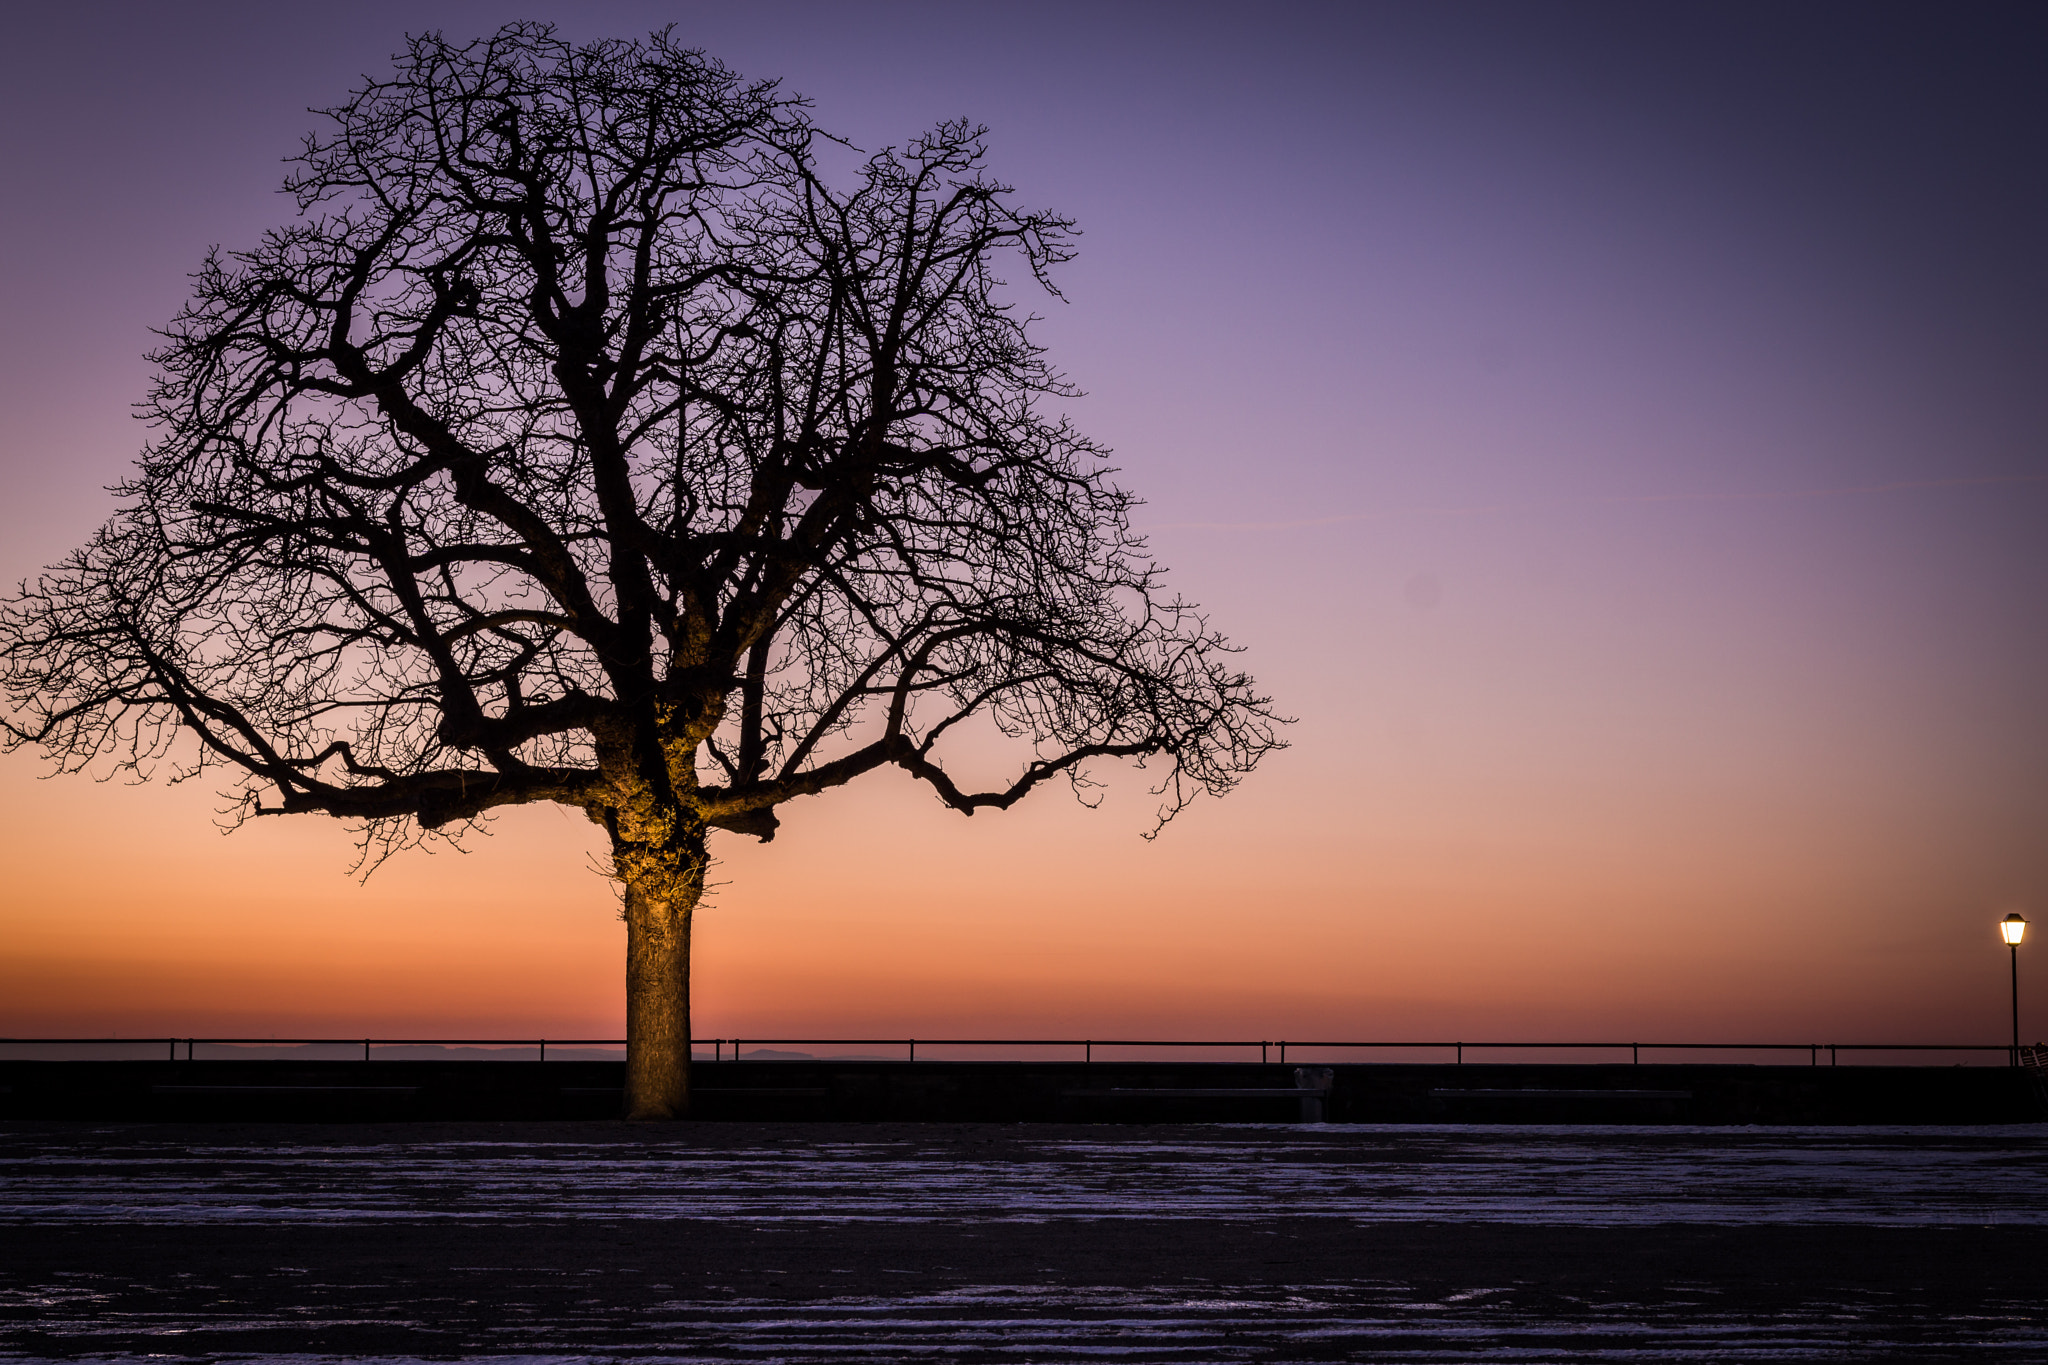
<box><xmin>0</xmin><ymin>1036</ymin><xmax>2026</xmax><ymax>1065</ymax></box>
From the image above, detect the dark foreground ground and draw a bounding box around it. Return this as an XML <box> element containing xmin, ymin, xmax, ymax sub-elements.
<box><xmin>8</xmin><ymin>1058</ymin><xmax>2042</xmax><ymax>1124</ymax></box>
<box><xmin>4</xmin><ymin>1120</ymin><xmax>2045</xmax><ymax>1362</ymax></box>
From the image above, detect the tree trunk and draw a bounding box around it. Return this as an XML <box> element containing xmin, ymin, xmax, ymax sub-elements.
<box><xmin>614</xmin><ymin>806</ymin><xmax>709</xmax><ymax>1120</ymax></box>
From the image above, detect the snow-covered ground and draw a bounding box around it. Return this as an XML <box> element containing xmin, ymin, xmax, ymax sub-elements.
<box><xmin>3</xmin><ymin>1122</ymin><xmax>2044</xmax><ymax>1361</ymax></box>
<box><xmin>7</xmin><ymin>1123</ymin><xmax>2046</xmax><ymax>1228</ymax></box>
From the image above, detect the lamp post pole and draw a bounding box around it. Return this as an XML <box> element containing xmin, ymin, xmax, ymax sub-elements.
<box><xmin>2001</xmin><ymin>914</ymin><xmax>2028</xmax><ymax>1068</ymax></box>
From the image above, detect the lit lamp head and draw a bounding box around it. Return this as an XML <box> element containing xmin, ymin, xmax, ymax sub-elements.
<box><xmin>2002</xmin><ymin>914</ymin><xmax>2028</xmax><ymax>947</ymax></box>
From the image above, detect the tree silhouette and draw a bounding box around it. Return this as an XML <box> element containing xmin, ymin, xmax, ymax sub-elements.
<box><xmin>0</xmin><ymin>25</ymin><xmax>1283</xmax><ymax>1117</ymax></box>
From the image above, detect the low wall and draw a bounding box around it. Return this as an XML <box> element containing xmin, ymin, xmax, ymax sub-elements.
<box><xmin>1</xmin><ymin>1059</ymin><xmax>2041</xmax><ymax>1124</ymax></box>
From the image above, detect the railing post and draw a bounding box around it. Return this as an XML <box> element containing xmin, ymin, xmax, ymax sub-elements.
<box><xmin>908</xmin><ymin>1038</ymin><xmax>916</xmax><ymax>1062</ymax></box>
<box><xmin>1631</xmin><ymin>1043</ymin><xmax>1638</xmax><ymax>1065</ymax></box>
<box><xmin>1456</xmin><ymin>1042</ymin><xmax>1463</xmax><ymax>1065</ymax></box>
<box><xmin>167</xmin><ymin>1038</ymin><xmax>175</xmax><ymax>1061</ymax></box>
<box><xmin>1084</xmin><ymin>1040</ymin><xmax>1091</xmax><ymax>1064</ymax></box>
<box><xmin>538</xmin><ymin>1039</ymin><xmax>545</xmax><ymax>1063</ymax></box>
<box><xmin>1279</xmin><ymin>1041</ymin><xmax>1286</xmax><ymax>1064</ymax></box>
<box><xmin>364</xmin><ymin>1039</ymin><xmax>371</xmax><ymax>1062</ymax></box>
<box><xmin>1261</xmin><ymin>1040</ymin><xmax>1268</xmax><ymax>1064</ymax></box>
<box><xmin>1830</xmin><ymin>1045</ymin><xmax>1837</xmax><ymax>1066</ymax></box>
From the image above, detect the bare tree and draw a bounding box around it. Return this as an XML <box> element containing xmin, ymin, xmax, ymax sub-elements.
<box><xmin>0</xmin><ymin>25</ymin><xmax>1283</xmax><ymax>1118</ymax></box>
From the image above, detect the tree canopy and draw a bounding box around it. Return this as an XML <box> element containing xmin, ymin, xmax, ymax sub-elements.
<box><xmin>0</xmin><ymin>24</ymin><xmax>1284</xmax><ymax>1116</ymax></box>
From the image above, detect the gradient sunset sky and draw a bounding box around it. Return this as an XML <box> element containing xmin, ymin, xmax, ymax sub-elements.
<box><xmin>2</xmin><ymin>1</ymin><xmax>2044</xmax><ymax>1046</ymax></box>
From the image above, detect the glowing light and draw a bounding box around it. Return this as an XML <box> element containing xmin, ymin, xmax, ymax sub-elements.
<box><xmin>2002</xmin><ymin>914</ymin><xmax>2028</xmax><ymax>947</ymax></box>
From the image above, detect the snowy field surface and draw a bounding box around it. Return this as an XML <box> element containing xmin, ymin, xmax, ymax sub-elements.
<box><xmin>3</xmin><ymin>1121</ymin><xmax>2045</xmax><ymax>1361</ymax></box>
<box><xmin>5</xmin><ymin>1123</ymin><xmax>2047</xmax><ymax>1228</ymax></box>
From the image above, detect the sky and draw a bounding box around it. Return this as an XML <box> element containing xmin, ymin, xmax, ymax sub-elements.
<box><xmin>2</xmin><ymin>1</ymin><xmax>2044</xmax><ymax>1050</ymax></box>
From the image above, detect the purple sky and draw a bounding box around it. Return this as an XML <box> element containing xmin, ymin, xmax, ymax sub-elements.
<box><xmin>3</xmin><ymin>2</ymin><xmax>2044</xmax><ymax>1040</ymax></box>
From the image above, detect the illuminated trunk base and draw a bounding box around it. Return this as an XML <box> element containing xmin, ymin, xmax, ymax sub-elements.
<box><xmin>622</xmin><ymin>873</ymin><xmax>697</xmax><ymax>1120</ymax></box>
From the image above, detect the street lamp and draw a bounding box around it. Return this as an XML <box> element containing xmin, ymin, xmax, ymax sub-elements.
<box><xmin>2001</xmin><ymin>914</ymin><xmax>2027</xmax><ymax>1067</ymax></box>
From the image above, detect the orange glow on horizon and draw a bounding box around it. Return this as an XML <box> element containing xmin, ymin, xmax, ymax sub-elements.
<box><xmin>3</xmin><ymin>721</ymin><xmax>2034</xmax><ymax>1047</ymax></box>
